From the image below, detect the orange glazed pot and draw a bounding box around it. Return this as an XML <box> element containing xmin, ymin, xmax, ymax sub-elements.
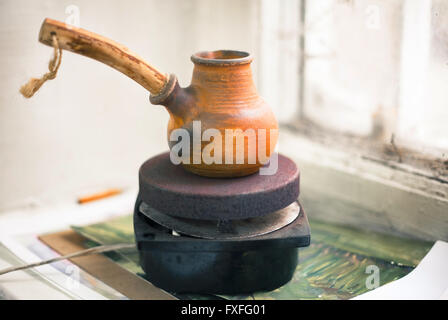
<box><xmin>150</xmin><ymin>50</ymin><xmax>278</xmax><ymax>177</ymax></box>
<box><xmin>37</xmin><ymin>19</ymin><xmax>278</xmax><ymax>178</ymax></box>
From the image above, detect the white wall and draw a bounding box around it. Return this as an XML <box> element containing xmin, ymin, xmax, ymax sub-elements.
<box><xmin>0</xmin><ymin>0</ymin><xmax>260</xmax><ymax>211</ymax></box>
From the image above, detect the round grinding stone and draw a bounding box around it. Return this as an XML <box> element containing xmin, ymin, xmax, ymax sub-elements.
<box><xmin>138</xmin><ymin>152</ymin><xmax>300</xmax><ymax>220</ymax></box>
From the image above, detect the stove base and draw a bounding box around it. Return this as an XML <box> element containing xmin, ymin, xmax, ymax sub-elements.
<box><xmin>133</xmin><ymin>198</ymin><xmax>310</xmax><ymax>295</ymax></box>
<box><xmin>139</xmin><ymin>242</ymin><xmax>299</xmax><ymax>295</ymax></box>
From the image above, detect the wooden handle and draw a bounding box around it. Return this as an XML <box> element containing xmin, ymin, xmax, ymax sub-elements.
<box><xmin>39</xmin><ymin>18</ymin><xmax>167</xmax><ymax>95</ymax></box>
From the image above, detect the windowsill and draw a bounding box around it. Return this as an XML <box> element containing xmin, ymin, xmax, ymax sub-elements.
<box><xmin>279</xmin><ymin>124</ymin><xmax>448</xmax><ymax>242</ymax></box>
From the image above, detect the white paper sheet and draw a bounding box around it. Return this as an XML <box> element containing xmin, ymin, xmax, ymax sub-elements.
<box><xmin>354</xmin><ymin>240</ymin><xmax>448</xmax><ymax>300</ymax></box>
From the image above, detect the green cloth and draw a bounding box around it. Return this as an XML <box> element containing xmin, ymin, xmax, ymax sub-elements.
<box><xmin>72</xmin><ymin>215</ymin><xmax>432</xmax><ymax>300</ymax></box>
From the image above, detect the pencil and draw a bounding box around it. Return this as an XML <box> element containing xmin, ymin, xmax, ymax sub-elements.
<box><xmin>77</xmin><ymin>188</ymin><xmax>122</xmax><ymax>204</ymax></box>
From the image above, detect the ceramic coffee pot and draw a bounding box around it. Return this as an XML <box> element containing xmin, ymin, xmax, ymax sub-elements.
<box><xmin>37</xmin><ymin>18</ymin><xmax>278</xmax><ymax>177</ymax></box>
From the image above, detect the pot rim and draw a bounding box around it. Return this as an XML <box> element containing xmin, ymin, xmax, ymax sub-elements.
<box><xmin>191</xmin><ymin>50</ymin><xmax>253</xmax><ymax>66</ymax></box>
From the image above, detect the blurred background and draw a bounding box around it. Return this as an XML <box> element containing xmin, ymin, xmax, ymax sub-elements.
<box><xmin>0</xmin><ymin>0</ymin><xmax>447</xmax><ymax>221</ymax></box>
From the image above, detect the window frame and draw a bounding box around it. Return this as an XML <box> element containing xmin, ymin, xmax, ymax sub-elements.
<box><xmin>257</xmin><ymin>0</ymin><xmax>448</xmax><ymax>241</ymax></box>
